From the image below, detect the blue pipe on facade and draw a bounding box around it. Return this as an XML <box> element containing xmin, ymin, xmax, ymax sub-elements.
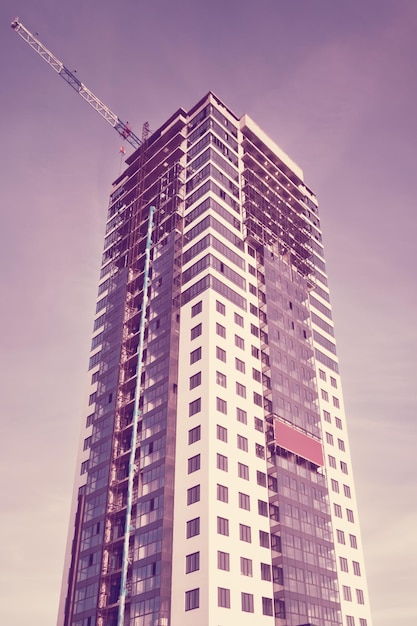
<box><xmin>117</xmin><ymin>205</ymin><xmax>155</xmax><ymax>626</ymax></box>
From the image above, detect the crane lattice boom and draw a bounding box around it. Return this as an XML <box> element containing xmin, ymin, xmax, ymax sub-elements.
<box><xmin>11</xmin><ymin>17</ymin><xmax>141</xmax><ymax>149</ymax></box>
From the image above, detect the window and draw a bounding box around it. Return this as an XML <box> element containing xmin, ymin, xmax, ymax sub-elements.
<box><xmin>333</xmin><ymin>396</ymin><xmax>340</xmax><ymax>408</ymax></box>
<box><xmin>270</xmin><ymin>504</ymin><xmax>280</xmax><ymax>521</ymax></box>
<box><xmin>191</xmin><ymin>301</ymin><xmax>202</xmax><ymax>317</ymax></box>
<box><xmin>189</xmin><ymin>398</ymin><xmax>201</xmax><ymax>416</ymax></box>
<box><xmin>96</xmin><ymin>297</ymin><xmax>107</xmax><ymax>314</ymax></box>
<box><xmin>341</xmin><ymin>461</ymin><xmax>349</xmax><ymax>474</ymax></box>
<box><xmin>86</xmin><ymin>413</ymin><xmax>94</xmax><ymax>427</ymax></box>
<box><xmin>273</xmin><ymin>566</ymin><xmax>283</xmax><ymax>585</ymax></box>
<box><xmin>216</xmin><ymin>322</ymin><xmax>226</xmax><ymax>338</ymax></box>
<box><xmin>216</xmin><ymin>300</ymin><xmax>226</xmax><ymax>315</ymax></box>
<box><xmin>260</xmin><ymin>562</ymin><xmax>271</xmax><ymax>581</ymax></box>
<box><xmin>259</xmin><ymin>530</ymin><xmax>270</xmax><ymax>548</ymax></box>
<box><xmin>346</xmin><ymin>616</ymin><xmax>355</xmax><ymax>626</ymax></box>
<box><xmin>216</xmin><ymin>371</ymin><xmax>227</xmax><ymax>387</ymax></box>
<box><xmin>237</xmin><ymin>434</ymin><xmax>248</xmax><ymax>452</ymax></box>
<box><xmin>216</xmin><ymin>397</ymin><xmax>227</xmax><ymax>414</ymax></box>
<box><xmin>239</xmin><ymin>523</ymin><xmax>251</xmax><ymax>543</ymax></box>
<box><xmin>190</xmin><ymin>347</ymin><xmax>202</xmax><ymax>364</ymax></box>
<box><xmin>80</xmin><ymin>460</ymin><xmax>89</xmax><ymax>475</ymax></box>
<box><xmin>91</xmin><ymin>370</ymin><xmax>99</xmax><ymax>384</ymax></box>
<box><xmin>261</xmin><ymin>350</ymin><xmax>270</xmax><ymax>366</ymax></box>
<box><xmin>339</xmin><ymin>557</ymin><xmax>349</xmax><ymax>572</ymax></box>
<box><xmin>353</xmin><ymin>561</ymin><xmax>361</xmax><ymax>576</ymax></box>
<box><xmin>217</xmin><ymin>516</ymin><xmax>229</xmax><ymax>536</ymax></box>
<box><xmin>186</xmin><ymin>517</ymin><xmax>200</xmax><ymax>538</ymax></box>
<box><xmin>217</xmin><ymin>453</ymin><xmax>228</xmax><ymax>472</ymax></box>
<box><xmin>255</xmin><ymin>443</ymin><xmax>265</xmax><ymax>458</ymax></box>
<box><xmin>234</xmin><ymin>312</ymin><xmax>244</xmax><ymax>326</ymax></box>
<box><xmin>235</xmin><ymin>357</ymin><xmax>246</xmax><ymax>373</ymax></box>
<box><xmin>343</xmin><ymin>585</ymin><xmax>352</xmax><ymax>601</ymax></box>
<box><xmin>218</xmin><ymin>587</ymin><xmax>230</xmax><ymax>608</ymax></box>
<box><xmin>330</xmin><ymin>376</ymin><xmax>337</xmax><ymax>388</ymax></box>
<box><xmin>235</xmin><ymin>334</ymin><xmax>245</xmax><ymax>349</ymax></box>
<box><xmin>319</xmin><ymin>369</ymin><xmax>326</xmax><ymax>381</ymax></box>
<box><xmin>335</xmin><ymin>417</ymin><xmax>343</xmax><ymax>429</ymax></box>
<box><xmin>252</xmin><ymin>368</ymin><xmax>261</xmax><ymax>382</ymax></box>
<box><xmin>248</xmin><ymin>263</ymin><xmax>256</xmax><ymax>275</ymax></box>
<box><xmin>271</xmin><ymin>534</ymin><xmax>281</xmax><ymax>552</ymax></box>
<box><xmin>323</xmin><ymin>409</ymin><xmax>331</xmax><ymax>423</ymax></box>
<box><xmin>217</xmin><ymin>484</ymin><xmax>228</xmax><ymax>503</ymax></box>
<box><xmin>349</xmin><ymin>534</ymin><xmax>358</xmax><ymax>549</ymax></box>
<box><xmin>83</xmin><ymin>436</ymin><xmax>92</xmax><ymax>451</ymax></box>
<box><xmin>347</xmin><ymin>509</ymin><xmax>355</xmax><ymax>523</ymax></box>
<box><xmin>93</xmin><ymin>314</ymin><xmax>105</xmax><ymax>332</ymax></box>
<box><xmin>239</xmin><ymin>492</ymin><xmax>250</xmax><ymax>510</ymax></box>
<box><xmin>258</xmin><ymin>500</ymin><xmax>268</xmax><ymax>516</ymax></box>
<box><xmin>344</xmin><ymin>484</ymin><xmax>352</xmax><ymax>498</ymax></box>
<box><xmin>331</xmin><ymin>478</ymin><xmax>339</xmax><ymax>493</ymax></box>
<box><xmin>334</xmin><ymin>503</ymin><xmax>342</xmax><ymax>517</ymax></box>
<box><xmin>250</xmin><ymin>323</ymin><xmax>259</xmax><ymax>338</ymax></box>
<box><xmin>253</xmin><ymin>392</ymin><xmax>263</xmax><ymax>407</ymax></box>
<box><xmin>216</xmin><ymin>346</ymin><xmax>226</xmax><ymax>362</ymax></box>
<box><xmin>185</xmin><ymin>552</ymin><xmax>200</xmax><ymax>573</ymax></box>
<box><xmin>321</xmin><ymin>389</ymin><xmax>329</xmax><ymax>401</ymax></box>
<box><xmin>187</xmin><ymin>485</ymin><xmax>200</xmax><ymax>505</ymax></box>
<box><xmin>188</xmin><ymin>425</ymin><xmax>201</xmax><ymax>444</ymax></box>
<box><xmin>336</xmin><ymin>529</ymin><xmax>346</xmax><ymax>544</ymax></box>
<box><xmin>185</xmin><ymin>588</ymin><xmax>199</xmax><ymax>611</ymax></box>
<box><xmin>238</xmin><ymin>462</ymin><xmax>249</xmax><ymax>480</ymax></box>
<box><xmin>268</xmin><ymin>475</ymin><xmax>278</xmax><ymax>492</ymax></box>
<box><xmin>254</xmin><ymin>416</ymin><xmax>263</xmax><ymax>432</ymax></box>
<box><xmin>236</xmin><ymin>407</ymin><xmax>247</xmax><ymax>424</ymax></box>
<box><xmin>359</xmin><ymin>620</ymin><xmax>368</xmax><ymax>626</ymax></box>
<box><xmin>356</xmin><ymin>589</ymin><xmax>365</xmax><ymax>604</ymax></box>
<box><xmin>262</xmin><ymin>597</ymin><xmax>273</xmax><ymax>616</ymax></box>
<box><xmin>217</xmin><ymin>424</ymin><xmax>227</xmax><ymax>442</ymax></box>
<box><xmin>88</xmin><ymin>393</ymin><xmax>96</xmax><ymax>406</ymax></box>
<box><xmin>338</xmin><ymin>438</ymin><xmax>346</xmax><ymax>451</ymax></box>
<box><xmin>240</xmin><ymin>557</ymin><xmax>253</xmax><ymax>576</ymax></box>
<box><xmin>249</xmin><ymin>283</ymin><xmax>257</xmax><ymax>295</ymax></box>
<box><xmin>241</xmin><ymin>592</ymin><xmax>254</xmax><ymax>613</ymax></box>
<box><xmin>191</xmin><ymin>323</ymin><xmax>202</xmax><ymax>340</ymax></box>
<box><xmin>217</xmin><ymin>551</ymin><xmax>230</xmax><ymax>571</ymax></box>
<box><xmin>251</xmin><ymin>345</ymin><xmax>259</xmax><ymax>358</ymax></box>
<box><xmin>188</xmin><ymin>454</ymin><xmax>200</xmax><ymax>474</ymax></box>
<box><xmin>189</xmin><ymin>372</ymin><xmax>201</xmax><ymax>389</ymax></box>
<box><xmin>257</xmin><ymin>470</ymin><xmax>267</xmax><ymax>487</ymax></box>
<box><xmin>236</xmin><ymin>382</ymin><xmax>246</xmax><ymax>398</ymax></box>
<box><xmin>326</xmin><ymin>432</ymin><xmax>334</xmax><ymax>445</ymax></box>
<box><xmin>329</xmin><ymin>455</ymin><xmax>337</xmax><ymax>468</ymax></box>
<box><xmin>249</xmin><ymin>303</ymin><xmax>258</xmax><ymax>316</ymax></box>
<box><xmin>262</xmin><ymin>373</ymin><xmax>271</xmax><ymax>389</ymax></box>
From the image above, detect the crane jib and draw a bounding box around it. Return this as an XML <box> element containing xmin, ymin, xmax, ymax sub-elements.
<box><xmin>11</xmin><ymin>17</ymin><xmax>142</xmax><ymax>150</ymax></box>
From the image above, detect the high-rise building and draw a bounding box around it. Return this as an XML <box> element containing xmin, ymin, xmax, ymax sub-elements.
<box><xmin>58</xmin><ymin>92</ymin><xmax>372</xmax><ymax>626</ymax></box>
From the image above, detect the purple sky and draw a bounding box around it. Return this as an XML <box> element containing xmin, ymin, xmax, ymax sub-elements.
<box><xmin>1</xmin><ymin>1</ymin><xmax>416</xmax><ymax>625</ymax></box>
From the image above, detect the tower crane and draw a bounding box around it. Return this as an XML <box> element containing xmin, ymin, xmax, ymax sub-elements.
<box><xmin>11</xmin><ymin>17</ymin><xmax>142</xmax><ymax>149</ymax></box>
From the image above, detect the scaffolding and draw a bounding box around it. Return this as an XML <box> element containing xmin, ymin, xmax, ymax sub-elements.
<box><xmin>94</xmin><ymin>117</ymin><xmax>186</xmax><ymax>626</ymax></box>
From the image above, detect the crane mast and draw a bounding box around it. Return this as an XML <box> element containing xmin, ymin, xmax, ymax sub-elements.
<box><xmin>11</xmin><ymin>17</ymin><xmax>142</xmax><ymax>149</ymax></box>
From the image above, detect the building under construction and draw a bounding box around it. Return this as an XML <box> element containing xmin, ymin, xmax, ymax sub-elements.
<box><xmin>50</xmin><ymin>92</ymin><xmax>373</xmax><ymax>626</ymax></box>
